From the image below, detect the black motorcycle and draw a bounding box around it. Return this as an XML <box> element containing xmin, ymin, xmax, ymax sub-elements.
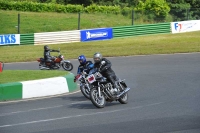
<box><xmin>87</xmin><ymin>61</ymin><xmax>130</xmax><ymax>108</ymax></box>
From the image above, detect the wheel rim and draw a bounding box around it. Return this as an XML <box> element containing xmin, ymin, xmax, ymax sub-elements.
<box><xmin>64</xmin><ymin>63</ymin><xmax>72</xmax><ymax>70</ymax></box>
<box><xmin>84</xmin><ymin>88</ymin><xmax>90</xmax><ymax>95</ymax></box>
<box><xmin>92</xmin><ymin>89</ymin><xmax>105</xmax><ymax>106</ymax></box>
<box><xmin>81</xmin><ymin>86</ymin><xmax>90</xmax><ymax>98</ymax></box>
<box><xmin>121</xmin><ymin>93</ymin><xmax>128</xmax><ymax>101</ymax></box>
<box><xmin>119</xmin><ymin>84</ymin><xmax>128</xmax><ymax>101</ymax></box>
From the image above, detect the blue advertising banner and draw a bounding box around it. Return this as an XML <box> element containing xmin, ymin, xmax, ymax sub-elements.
<box><xmin>81</xmin><ymin>28</ymin><xmax>113</xmax><ymax>42</ymax></box>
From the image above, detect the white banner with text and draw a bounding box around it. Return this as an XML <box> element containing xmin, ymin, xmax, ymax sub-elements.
<box><xmin>171</xmin><ymin>20</ymin><xmax>200</xmax><ymax>34</ymax></box>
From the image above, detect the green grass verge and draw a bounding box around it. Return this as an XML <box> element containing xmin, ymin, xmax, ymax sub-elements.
<box><xmin>0</xmin><ymin>10</ymin><xmax>167</xmax><ymax>34</ymax></box>
<box><xmin>0</xmin><ymin>31</ymin><xmax>200</xmax><ymax>63</ymax></box>
<box><xmin>0</xmin><ymin>70</ymin><xmax>69</xmax><ymax>84</ymax></box>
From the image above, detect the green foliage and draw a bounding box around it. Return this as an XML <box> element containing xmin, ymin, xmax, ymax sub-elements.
<box><xmin>0</xmin><ymin>0</ymin><xmax>84</xmax><ymax>13</ymax></box>
<box><xmin>166</xmin><ymin>0</ymin><xmax>200</xmax><ymax>21</ymax></box>
<box><xmin>84</xmin><ymin>4</ymin><xmax>121</xmax><ymax>14</ymax></box>
<box><xmin>135</xmin><ymin>0</ymin><xmax>170</xmax><ymax>20</ymax></box>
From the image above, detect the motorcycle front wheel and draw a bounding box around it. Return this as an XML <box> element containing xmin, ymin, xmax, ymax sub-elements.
<box><xmin>118</xmin><ymin>84</ymin><xmax>128</xmax><ymax>104</ymax></box>
<box><xmin>62</xmin><ymin>62</ymin><xmax>73</xmax><ymax>71</ymax></box>
<box><xmin>80</xmin><ymin>85</ymin><xmax>90</xmax><ymax>100</ymax></box>
<box><xmin>90</xmin><ymin>88</ymin><xmax>106</xmax><ymax>108</ymax></box>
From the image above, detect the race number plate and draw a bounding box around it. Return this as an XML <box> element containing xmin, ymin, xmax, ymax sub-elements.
<box><xmin>87</xmin><ymin>74</ymin><xmax>96</xmax><ymax>84</ymax></box>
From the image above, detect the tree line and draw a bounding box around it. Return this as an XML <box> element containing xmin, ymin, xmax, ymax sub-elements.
<box><xmin>31</xmin><ymin>0</ymin><xmax>200</xmax><ymax>20</ymax></box>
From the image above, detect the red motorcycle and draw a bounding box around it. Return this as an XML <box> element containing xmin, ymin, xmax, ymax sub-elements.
<box><xmin>37</xmin><ymin>50</ymin><xmax>73</xmax><ymax>71</ymax></box>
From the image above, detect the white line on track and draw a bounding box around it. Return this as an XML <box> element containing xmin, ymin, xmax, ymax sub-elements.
<box><xmin>0</xmin><ymin>105</ymin><xmax>63</xmax><ymax>117</ymax></box>
<box><xmin>0</xmin><ymin>102</ymin><xmax>162</xmax><ymax>128</ymax></box>
<box><xmin>0</xmin><ymin>100</ymin><xmax>88</xmax><ymax>117</ymax></box>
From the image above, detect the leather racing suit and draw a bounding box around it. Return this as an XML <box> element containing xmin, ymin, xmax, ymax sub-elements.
<box><xmin>94</xmin><ymin>58</ymin><xmax>119</xmax><ymax>89</ymax></box>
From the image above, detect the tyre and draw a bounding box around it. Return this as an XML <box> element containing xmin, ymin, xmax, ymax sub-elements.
<box><xmin>118</xmin><ymin>84</ymin><xmax>128</xmax><ymax>104</ymax></box>
<box><xmin>80</xmin><ymin>85</ymin><xmax>90</xmax><ymax>100</ymax></box>
<box><xmin>90</xmin><ymin>88</ymin><xmax>106</xmax><ymax>108</ymax></box>
<box><xmin>62</xmin><ymin>62</ymin><xmax>73</xmax><ymax>71</ymax></box>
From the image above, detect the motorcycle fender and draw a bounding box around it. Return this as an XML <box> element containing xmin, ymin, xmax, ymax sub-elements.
<box><xmin>120</xmin><ymin>81</ymin><xmax>127</xmax><ymax>88</ymax></box>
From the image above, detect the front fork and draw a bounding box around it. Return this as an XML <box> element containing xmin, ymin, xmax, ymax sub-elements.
<box><xmin>97</xmin><ymin>83</ymin><xmax>102</xmax><ymax>98</ymax></box>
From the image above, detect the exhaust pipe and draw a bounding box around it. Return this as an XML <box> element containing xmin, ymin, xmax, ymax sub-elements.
<box><xmin>39</xmin><ymin>66</ymin><xmax>50</xmax><ymax>70</ymax></box>
<box><xmin>117</xmin><ymin>87</ymin><xmax>130</xmax><ymax>98</ymax></box>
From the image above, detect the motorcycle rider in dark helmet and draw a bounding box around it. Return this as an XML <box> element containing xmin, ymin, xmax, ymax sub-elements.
<box><xmin>44</xmin><ymin>45</ymin><xmax>59</xmax><ymax>68</ymax></box>
<box><xmin>74</xmin><ymin>55</ymin><xmax>94</xmax><ymax>82</ymax></box>
<box><xmin>93</xmin><ymin>52</ymin><xmax>119</xmax><ymax>94</ymax></box>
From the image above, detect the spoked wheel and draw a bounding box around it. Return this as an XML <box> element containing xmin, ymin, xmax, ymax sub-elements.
<box><xmin>80</xmin><ymin>85</ymin><xmax>90</xmax><ymax>100</ymax></box>
<box><xmin>62</xmin><ymin>62</ymin><xmax>73</xmax><ymax>71</ymax></box>
<box><xmin>90</xmin><ymin>88</ymin><xmax>106</xmax><ymax>108</ymax></box>
<box><xmin>118</xmin><ymin>84</ymin><xmax>128</xmax><ymax>104</ymax></box>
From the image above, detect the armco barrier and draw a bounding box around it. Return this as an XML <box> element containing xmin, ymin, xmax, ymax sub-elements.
<box><xmin>113</xmin><ymin>22</ymin><xmax>171</xmax><ymax>38</ymax></box>
<box><xmin>0</xmin><ymin>73</ymin><xmax>78</xmax><ymax>101</ymax></box>
<box><xmin>20</xmin><ymin>33</ymin><xmax>34</xmax><ymax>45</ymax></box>
<box><xmin>34</xmin><ymin>30</ymin><xmax>80</xmax><ymax>45</ymax></box>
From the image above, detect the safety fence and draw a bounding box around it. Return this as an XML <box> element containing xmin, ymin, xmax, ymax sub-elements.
<box><xmin>1</xmin><ymin>20</ymin><xmax>200</xmax><ymax>46</ymax></box>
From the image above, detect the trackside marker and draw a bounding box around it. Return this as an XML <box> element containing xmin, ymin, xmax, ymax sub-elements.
<box><xmin>0</xmin><ymin>61</ymin><xmax>3</xmax><ymax>73</ymax></box>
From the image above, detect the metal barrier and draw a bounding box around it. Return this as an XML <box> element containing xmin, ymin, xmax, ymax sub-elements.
<box><xmin>113</xmin><ymin>22</ymin><xmax>171</xmax><ymax>38</ymax></box>
<box><xmin>20</xmin><ymin>33</ymin><xmax>34</xmax><ymax>45</ymax></box>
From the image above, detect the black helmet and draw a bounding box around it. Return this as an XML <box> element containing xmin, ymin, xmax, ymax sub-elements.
<box><xmin>93</xmin><ymin>52</ymin><xmax>102</xmax><ymax>63</ymax></box>
<box><xmin>44</xmin><ymin>45</ymin><xmax>49</xmax><ymax>51</ymax></box>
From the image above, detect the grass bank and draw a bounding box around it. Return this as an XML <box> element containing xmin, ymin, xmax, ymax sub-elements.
<box><xmin>0</xmin><ymin>10</ymin><xmax>169</xmax><ymax>34</ymax></box>
<box><xmin>0</xmin><ymin>31</ymin><xmax>200</xmax><ymax>63</ymax></box>
<box><xmin>0</xmin><ymin>70</ymin><xmax>68</xmax><ymax>84</ymax></box>
<box><xmin>0</xmin><ymin>10</ymin><xmax>131</xmax><ymax>34</ymax></box>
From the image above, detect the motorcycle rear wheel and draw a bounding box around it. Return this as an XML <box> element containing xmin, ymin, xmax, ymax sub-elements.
<box><xmin>62</xmin><ymin>62</ymin><xmax>73</xmax><ymax>71</ymax></box>
<box><xmin>90</xmin><ymin>88</ymin><xmax>106</xmax><ymax>108</ymax></box>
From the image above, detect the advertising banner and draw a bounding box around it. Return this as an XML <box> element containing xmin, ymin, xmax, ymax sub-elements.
<box><xmin>0</xmin><ymin>34</ymin><xmax>20</xmax><ymax>45</ymax></box>
<box><xmin>81</xmin><ymin>28</ymin><xmax>113</xmax><ymax>42</ymax></box>
<box><xmin>171</xmin><ymin>20</ymin><xmax>200</xmax><ymax>34</ymax></box>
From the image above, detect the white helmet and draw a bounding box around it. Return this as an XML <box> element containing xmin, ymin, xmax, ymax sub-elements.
<box><xmin>93</xmin><ymin>52</ymin><xmax>102</xmax><ymax>63</ymax></box>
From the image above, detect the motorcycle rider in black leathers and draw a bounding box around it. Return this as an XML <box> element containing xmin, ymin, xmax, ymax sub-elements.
<box><xmin>44</xmin><ymin>45</ymin><xmax>59</xmax><ymax>68</ymax></box>
<box><xmin>74</xmin><ymin>55</ymin><xmax>94</xmax><ymax>82</ymax></box>
<box><xmin>93</xmin><ymin>52</ymin><xmax>119</xmax><ymax>94</ymax></box>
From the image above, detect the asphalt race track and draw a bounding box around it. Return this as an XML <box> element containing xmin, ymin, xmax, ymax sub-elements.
<box><xmin>1</xmin><ymin>53</ymin><xmax>200</xmax><ymax>133</ymax></box>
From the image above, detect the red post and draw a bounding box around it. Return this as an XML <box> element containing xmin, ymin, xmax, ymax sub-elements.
<box><xmin>0</xmin><ymin>62</ymin><xmax>3</xmax><ymax>73</ymax></box>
